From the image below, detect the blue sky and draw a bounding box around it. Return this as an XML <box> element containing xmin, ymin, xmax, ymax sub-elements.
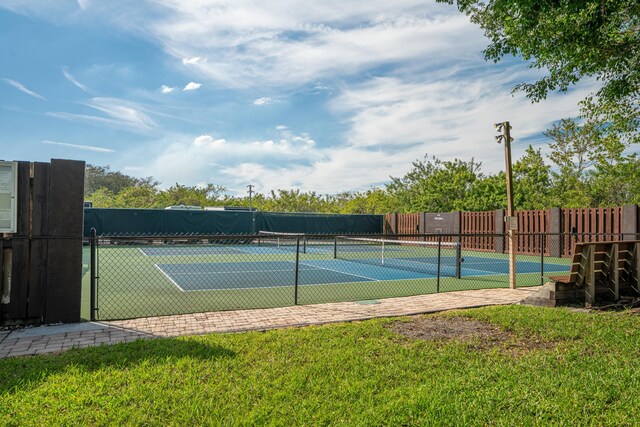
<box><xmin>0</xmin><ymin>0</ymin><xmax>597</xmax><ymax>196</ymax></box>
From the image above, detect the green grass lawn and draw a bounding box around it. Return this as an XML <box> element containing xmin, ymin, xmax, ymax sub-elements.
<box><xmin>2</xmin><ymin>305</ymin><xmax>640</xmax><ymax>426</ymax></box>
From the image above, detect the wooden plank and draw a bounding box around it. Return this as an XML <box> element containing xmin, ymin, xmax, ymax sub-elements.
<box><xmin>585</xmin><ymin>245</ymin><xmax>596</xmax><ymax>306</ymax></box>
<box><xmin>9</xmin><ymin>239</ymin><xmax>29</xmax><ymax>319</ymax></box>
<box><xmin>45</xmin><ymin>159</ymin><xmax>85</xmax><ymax>323</ymax></box>
<box><xmin>632</xmin><ymin>243</ymin><xmax>639</xmax><ymax>293</ymax></box>
<box><xmin>27</xmin><ymin>162</ymin><xmax>50</xmax><ymax>319</ymax></box>
<box><xmin>577</xmin><ymin>209</ymin><xmax>583</xmax><ymax>241</ymax></box>
<box><xmin>598</xmin><ymin>208</ymin><xmax>605</xmax><ymax>239</ymax></box>
<box><xmin>15</xmin><ymin>161</ymin><xmax>30</xmax><ymax>236</ymax></box>
<box><xmin>8</xmin><ymin>162</ymin><xmax>31</xmax><ymax>320</ymax></box>
<box><xmin>562</xmin><ymin>209</ymin><xmax>574</xmax><ymax>256</ymax></box>
<box><xmin>611</xmin><ymin>243</ymin><xmax>619</xmax><ymax>300</ymax></box>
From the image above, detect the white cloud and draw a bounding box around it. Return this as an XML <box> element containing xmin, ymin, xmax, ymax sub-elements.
<box><xmin>133</xmin><ymin>72</ymin><xmax>600</xmax><ymax>193</ymax></box>
<box><xmin>50</xmin><ymin>1</ymin><xmax>481</xmax><ymax>88</ymax></box>
<box><xmin>3</xmin><ymin>78</ymin><xmax>46</xmax><ymax>100</ymax></box>
<box><xmin>132</xmin><ymin>128</ymin><xmax>323</xmax><ymax>189</ymax></box>
<box><xmin>42</xmin><ymin>139</ymin><xmax>114</xmax><ymax>153</ymax></box>
<box><xmin>183</xmin><ymin>82</ymin><xmax>202</xmax><ymax>91</ymax></box>
<box><xmin>182</xmin><ymin>56</ymin><xmax>205</xmax><ymax>64</ymax></box>
<box><xmin>194</xmin><ymin>135</ymin><xmax>225</xmax><ymax>147</ymax></box>
<box><xmin>47</xmin><ymin>97</ymin><xmax>157</xmax><ymax>133</ymax></box>
<box><xmin>62</xmin><ymin>68</ymin><xmax>88</xmax><ymax>92</ymax></box>
<box><xmin>330</xmin><ymin>72</ymin><xmax>600</xmax><ymax>173</ymax></box>
<box><xmin>161</xmin><ymin>84</ymin><xmax>176</xmax><ymax>93</ymax></box>
<box><xmin>0</xmin><ymin>1</ymin><xmax>83</xmax><ymax>22</ymax></box>
<box><xmin>253</xmin><ymin>97</ymin><xmax>273</xmax><ymax>106</ymax></box>
<box><xmin>76</xmin><ymin>0</ymin><xmax>92</xmax><ymax>10</ymax></box>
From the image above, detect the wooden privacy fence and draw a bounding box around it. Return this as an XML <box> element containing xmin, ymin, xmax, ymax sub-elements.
<box><xmin>561</xmin><ymin>207</ymin><xmax>623</xmax><ymax>255</ymax></box>
<box><xmin>513</xmin><ymin>210</ymin><xmax>549</xmax><ymax>256</ymax></box>
<box><xmin>460</xmin><ymin>211</ymin><xmax>495</xmax><ymax>252</ymax></box>
<box><xmin>0</xmin><ymin>159</ymin><xmax>85</xmax><ymax>325</ymax></box>
<box><xmin>385</xmin><ymin>205</ymin><xmax>638</xmax><ymax>258</ymax></box>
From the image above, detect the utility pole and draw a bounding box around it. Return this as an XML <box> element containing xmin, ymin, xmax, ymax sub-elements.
<box><xmin>247</xmin><ymin>185</ymin><xmax>254</xmax><ymax>211</ymax></box>
<box><xmin>495</xmin><ymin>121</ymin><xmax>517</xmax><ymax>289</ymax></box>
<box><xmin>247</xmin><ymin>184</ymin><xmax>255</xmax><ymax>233</ymax></box>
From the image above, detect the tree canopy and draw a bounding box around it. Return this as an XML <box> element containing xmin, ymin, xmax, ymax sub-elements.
<box><xmin>85</xmin><ymin>164</ymin><xmax>158</xmax><ymax>197</ymax></box>
<box><xmin>438</xmin><ymin>0</ymin><xmax>640</xmax><ymax>145</ymax></box>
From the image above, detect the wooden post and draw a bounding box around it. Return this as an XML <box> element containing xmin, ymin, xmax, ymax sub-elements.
<box><xmin>44</xmin><ymin>159</ymin><xmax>85</xmax><ymax>323</ymax></box>
<box><xmin>495</xmin><ymin>209</ymin><xmax>505</xmax><ymax>253</ymax></box>
<box><xmin>611</xmin><ymin>243</ymin><xmax>619</xmax><ymax>300</ymax></box>
<box><xmin>585</xmin><ymin>245</ymin><xmax>595</xmax><ymax>307</ymax></box>
<box><xmin>548</xmin><ymin>207</ymin><xmax>561</xmax><ymax>258</ymax></box>
<box><xmin>622</xmin><ymin>205</ymin><xmax>638</xmax><ymax>240</ymax></box>
<box><xmin>633</xmin><ymin>242</ymin><xmax>639</xmax><ymax>294</ymax></box>
<box><xmin>9</xmin><ymin>161</ymin><xmax>30</xmax><ymax>319</ymax></box>
<box><xmin>28</xmin><ymin>162</ymin><xmax>50</xmax><ymax>319</ymax></box>
<box><xmin>500</xmin><ymin>122</ymin><xmax>517</xmax><ymax>289</ymax></box>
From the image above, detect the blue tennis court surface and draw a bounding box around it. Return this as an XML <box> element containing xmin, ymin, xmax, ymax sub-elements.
<box><xmin>139</xmin><ymin>242</ymin><xmax>419</xmax><ymax>257</ymax></box>
<box><xmin>140</xmin><ymin>245</ymin><xmax>333</xmax><ymax>256</ymax></box>
<box><xmin>461</xmin><ymin>256</ymin><xmax>569</xmax><ymax>275</ymax></box>
<box><xmin>155</xmin><ymin>256</ymin><xmax>570</xmax><ymax>292</ymax></box>
<box><xmin>156</xmin><ymin>260</ymin><xmax>378</xmax><ymax>291</ymax></box>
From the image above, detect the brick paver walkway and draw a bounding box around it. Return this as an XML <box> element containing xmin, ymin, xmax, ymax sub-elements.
<box><xmin>0</xmin><ymin>287</ymin><xmax>538</xmax><ymax>358</ymax></box>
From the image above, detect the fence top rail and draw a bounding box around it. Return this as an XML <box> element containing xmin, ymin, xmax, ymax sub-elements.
<box><xmin>576</xmin><ymin>240</ymin><xmax>640</xmax><ymax>246</ymax></box>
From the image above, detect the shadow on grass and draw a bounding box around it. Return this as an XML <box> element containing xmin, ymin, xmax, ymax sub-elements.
<box><xmin>0</xmin><ymin>335</ymin><xmax>235</xmax><ymax>394</ymax></box>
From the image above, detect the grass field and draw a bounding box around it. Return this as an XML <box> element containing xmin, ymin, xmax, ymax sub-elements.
<box><xmin>82</xmin><ymin>241</ymin><xmax>570</xmax><ymax>320</ymax></box>
<box><xmin>2</xmin><ymin>305</ymin><xmax>640</xmax><ymax>425</ymax></box>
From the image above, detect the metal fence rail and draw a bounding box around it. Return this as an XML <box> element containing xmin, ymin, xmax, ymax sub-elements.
<box><xmin>86</xmin><ymin>232</ymin><xmax>639</xmax><ymax>321</ymax></box>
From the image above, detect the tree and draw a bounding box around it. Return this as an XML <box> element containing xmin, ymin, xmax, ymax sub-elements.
<box><xmin>465</xmin><ymin>172</ymin><xmax>507</xmax><ymax>211</ymax></box>
<box><xmin>85</xmin><ymin>164</ymin><xmax>158</xmax><ymax>196</ymax></box>
<box><xmin>588</xmin><ymin>154</ymin><xmax>640</xmax><ymax>206</ymax></box>
<box><xmin>543</xmin><ymin>119</ymin><xmax>595</xmax><ymax>207</ymax></box>
<box><xmin>386</xmin><ymin>156</ymin><xmax>481</xmax><ymax>212</ymax></box>
<box><xmin>439</xmin><ymin>0</ymin><xmax>640</xmax><ymax>145</ymax></box>
<box><xmin>338</xmin><ymin>188</ymin><xmax>401</xmax><ymax>214</ymax></box>
<box><xmin>113</xmin><ymin>186</ymin><xmax>158</xmax><ymax>208</ymax></box>
<box><xmin>512</xmin><ymin>145</ymin><xmax>551</xmax><ymax>209</ymax></box>
<box><xmin>155</xmin><ymin>184</ymin><xmax>209</xmax><ymax>208</ymax></box>
<box><xmin>260</xmin><ymin>189</ymin><xmax>331</xmax><ymax>213</ymax></box>
<box><xmin>87</xmin><ymin>187</ymin><xmax>116</xmax><ymax>207</ymax></box>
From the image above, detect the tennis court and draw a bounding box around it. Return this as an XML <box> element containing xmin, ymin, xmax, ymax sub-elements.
<box><xmin>153</xmin><ymin>253</ymin><xmax>568</xmax><ymax>292</ymax></box>
<box><xmin>84</xmin><ymin>233</ymin><xmax>571</xmax><ymax>320</ymax></box>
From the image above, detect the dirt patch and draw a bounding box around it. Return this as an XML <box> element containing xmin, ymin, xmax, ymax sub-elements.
<box><xmin>387</xmin><ymin>316</ymin><xmax>556</xmax><ymax>354</ymax></box>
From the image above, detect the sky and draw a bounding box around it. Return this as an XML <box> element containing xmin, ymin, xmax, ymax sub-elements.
<box><xmin>0</xmin><ymin>0</ymin><xmax>598</xmax><ymax>196</ymax></box>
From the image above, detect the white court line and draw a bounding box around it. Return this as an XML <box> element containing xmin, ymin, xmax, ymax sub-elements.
<box><xmin>154</xmin><ymin>264</ymin><xmax>186</xmax><ymax>292</ymax></box>
<box><xmin>166</xmin><ymin>266</ymin><xmax>321</xmax><ymax>276</ymax></box>
<box><xmin>138</xmin><ymin>247</ymin><xmax>149</xmax><ymax>257</ymax></box>
<box><xmin>293</xmin><ymin>260</ymin><xmax>378</xmax><ymax>281</ymax></box>
<box><xmin>153</xmin><ymin>261</ymin><xmax>380</xmax><ymax>293</ymax></box>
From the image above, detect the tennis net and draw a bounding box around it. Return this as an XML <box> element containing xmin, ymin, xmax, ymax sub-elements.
<box><xmin>258</xmin><ymin>231</ymin><xmax>307</xmax><ymax>253</ymax></box>
<box><xmin>334</xmin><ymin>236</ymin><xmax>462</xmax><ymax>278</ymax></box>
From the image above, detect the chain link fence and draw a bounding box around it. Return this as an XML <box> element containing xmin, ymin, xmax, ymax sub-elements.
<box><xmin>83</xmin><ymin>231</ymin><xmax>639</xmax><ymax>320</ymax></box>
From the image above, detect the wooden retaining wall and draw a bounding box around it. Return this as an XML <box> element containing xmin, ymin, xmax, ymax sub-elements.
<box><xmin>0</xmin><ymin>159</ymin><xmax>85</xmax><ymax>324</ymax></box>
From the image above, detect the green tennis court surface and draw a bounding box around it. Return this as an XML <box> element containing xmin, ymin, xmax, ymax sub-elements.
<box><xmin>85</xmin><ymin>241</ymin><xmax>570</xmax><ymax>320</ymax></box>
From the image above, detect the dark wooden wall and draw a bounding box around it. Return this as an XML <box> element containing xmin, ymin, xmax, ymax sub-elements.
<box><xmin>0</xmin><ymin>159</ymin><xmax>85</xmax><ymax>324</ymax></box>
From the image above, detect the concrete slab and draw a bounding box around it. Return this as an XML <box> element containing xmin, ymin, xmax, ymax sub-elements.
<box><xmin>6</xmin><ymin>322</ymin><xmax>110</xmax><ymax>340</ymax></box>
